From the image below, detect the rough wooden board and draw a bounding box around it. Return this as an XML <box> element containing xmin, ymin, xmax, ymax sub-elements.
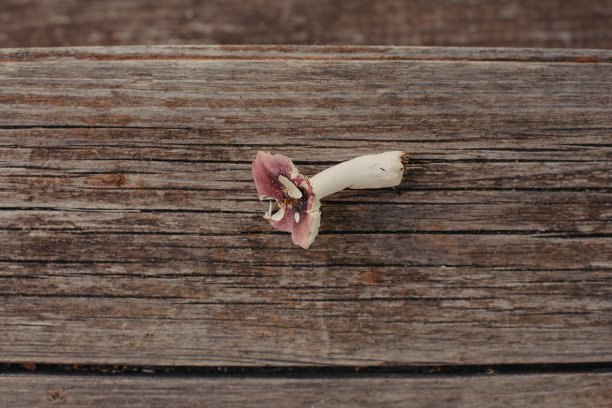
<box><xmin>1</xmin><ymin>0</ymin><xmax>611</xmax><ymax>49</ymax></box>
<box><xmin>1</xmin><ymin>230</ymin><xmax>610</xmax><ymax>266</ymax></box>
<box><xmin>1</xmin><ymin>267</ymin><xmax>611</xmax><ymax>365</ymax></box>
<box><xmin>2</xmin><ymin>45</ymin><xmax>612</xmax><ymax>62</ymax></box>
<box><xmin>0</xmin><ymin>46</ymin><xmax>610</xmax><ymax>366</ymax></box>
<box><xmin>1</xmin><ymin>373</ymin><xmax>611</xmax><ymax>408</ymax></box>
<box><xmin>1</xmin><ymin>191</ymin><xmax>610</xmax><ymax>233</ymax></box>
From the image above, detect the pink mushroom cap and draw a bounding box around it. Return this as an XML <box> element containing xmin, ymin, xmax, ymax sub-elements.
<box><xmin>252</xmin><ymin>151</ymin><xmax>318</xmax><ymax>249</ymax></box>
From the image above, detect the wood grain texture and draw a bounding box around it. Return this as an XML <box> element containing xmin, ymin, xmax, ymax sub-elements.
<box><xmin>0</xmin><ymin>46</ymin><xmax>611</xmax><ymax>367</ymax></box>
<box><xmin>0</xmin><ymin>0</ymin><xmax>611</xmax><ymax>49</ymax></box>
<box><xmin>1</xmin><ymin>373</ymin><xmax>611</xmax><ymax>408</ymax></box>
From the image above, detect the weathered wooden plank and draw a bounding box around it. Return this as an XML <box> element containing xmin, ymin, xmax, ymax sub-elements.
<box><xmin>1</xmin><ymin>261</ymin><xmax>610</xmax><ymax>365</ymax></box>
<box><xmin>1</xmin><ymin>230</ymin><xmax>609</xmax><ymax>267</ymax></box>
<box><xmin>0</xmin><ymin>0</ymin><xmax>611</xmax><ymax>49</ymax></box>
<box><xmin>0</xmin><ymin>192</ymin><xmax>609</xmax><ymax>234</ymax></box>
<box><xmin>2</xmin><ymin>50</ymin><xmax>612</xmax><ymax>132</ymax></box>
<box><xmin>3</xmin><ymin>263</ymin><xmax>610</xmax><ymax>299</ymax></box>
<box><xmin>2</xmin><ymin>44</ymin><xmax>612</xmax><ymax>62</ymax></box>
<box><xmin>0</xmin><ymin>46</ymin><xmax>610</xmax><ymax>367</ymax></box>
<box><xmin>1</xmin><ymin>137</ymin><xmax>612</xmax><ymax>161</ymax></box>
<box><xmin>1</xmin><ymin>373</ymin><xmax>611</xmax><ymax>407</ymax></box>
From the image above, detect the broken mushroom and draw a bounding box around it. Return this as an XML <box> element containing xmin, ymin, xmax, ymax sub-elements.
<box><xmin>252</xmin><ymin>151</ymin><xmax>407</xmax><ymax>249</ymax></box>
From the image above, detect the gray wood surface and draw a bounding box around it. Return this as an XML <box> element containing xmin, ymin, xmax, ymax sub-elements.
<box><xmin>0</xmin><ymin>46</ymin><xmax>611</xmax><ymax>370</ymax></box>
<box><xmin>1</xmin><ymin>0</ymin><xmax>611</xmax><ymax>49</ymax></box>
<box><xmin>1</xmin><ymin>373</ymin><xmax>611</xmax><ymax>407</ymax></box>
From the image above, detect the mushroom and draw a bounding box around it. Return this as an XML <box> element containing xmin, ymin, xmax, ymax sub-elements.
<box><xmin>252</xmin><ymin>151</ymin><xmax>407</xmax><ymax>249</ymax></box>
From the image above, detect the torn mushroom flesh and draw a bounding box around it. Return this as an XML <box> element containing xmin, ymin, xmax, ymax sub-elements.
<box><xmin>252</xmin><ymin>151</ymin><xmax>319</xmax><ymax>249</ymax></box>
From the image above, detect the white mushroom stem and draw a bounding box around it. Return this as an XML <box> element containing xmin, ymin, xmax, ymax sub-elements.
<box><xmin>309</xmin><ymin>151</ymin><xmax>406</xmax><ymax>199</ymax></box>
